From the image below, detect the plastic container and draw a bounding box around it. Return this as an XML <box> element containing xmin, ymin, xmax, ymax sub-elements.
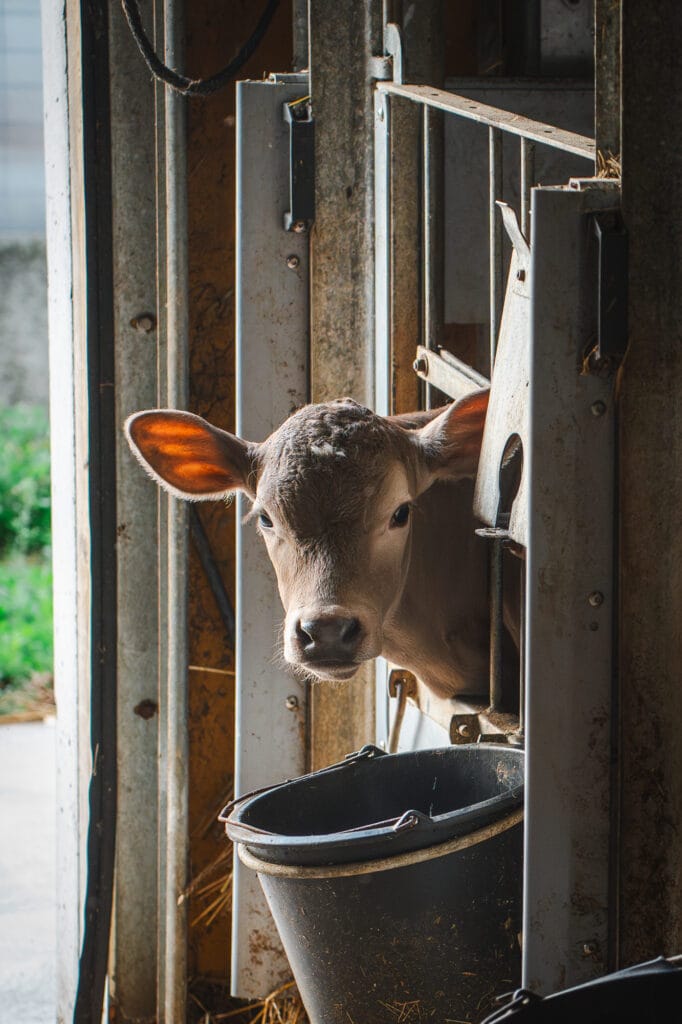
<box><xmin>223</xmin><ymin>743</ymin><xmax>524</xmax><ymax>1024</ymax></box>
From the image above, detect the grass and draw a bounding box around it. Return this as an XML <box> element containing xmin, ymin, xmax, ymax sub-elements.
<box><xmin>0</xmin><ymin>404</ymin><xmax>53</xmax><ymax>716</ymax></box>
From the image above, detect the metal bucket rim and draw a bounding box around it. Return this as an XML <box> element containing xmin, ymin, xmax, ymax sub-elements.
<box><xmin>236</xmin><ymin>806</ymin><xmax>524</xmax><ymax>879</ymax></box>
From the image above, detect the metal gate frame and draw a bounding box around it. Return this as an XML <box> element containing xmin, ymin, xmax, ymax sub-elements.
<box><xmin>373</xmin><ymin>32</ymin><xmax>620</xmax><ymax>994</ymax></box>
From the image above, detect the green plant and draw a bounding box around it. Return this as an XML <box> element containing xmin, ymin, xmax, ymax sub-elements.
<box><xmin>0</xmin><ymin>552</ymin><xmax>53</xmax><ymax>688</ymax></box>
<box><xmin>0</xmin><ymin>404</ymin><xmax>51</xmax><ymax>556</ymax></box>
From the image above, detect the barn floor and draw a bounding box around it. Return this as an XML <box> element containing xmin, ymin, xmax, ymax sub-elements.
<box><xmin>0</xmin><ymin>719</ymin><xmax>56</xmax><ymax>1023</ymax></box>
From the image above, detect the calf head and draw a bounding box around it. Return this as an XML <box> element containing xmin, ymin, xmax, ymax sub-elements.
<box><xmin>125</xmin><ymin>392</ymin><xmax>488</xmax><ymax>683</ymax></box>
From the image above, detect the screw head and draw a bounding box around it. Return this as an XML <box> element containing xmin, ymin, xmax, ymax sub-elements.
<box><xmin>413</xmin><ymin>356</ymin><xmax>427</xmax><ymax>374</ymax></box>
<box><xmin>591</xmin><ymin>400</ymin><xmax>607</xmax><ymax>417</ymax></box>
<box><xmin>588</xmin><ymin>591</ymin><xmax>604</xmax><ymax>607</ymax></box>
<box><xmin>131</xmin><ymin>313</ymin><xmax>156</xmax><ymax>333</ymax></box>
<box><xmin>457</xmin><ymin>722</ymin><xmax>470</xmax><ymax>737</ymax></box>
<box><xmin>583</xmin><ymin>941</ymin><xmax>599</xmax><ymax>957</ymax></box>
<box><xmin>286</xmin><ymin>254</ymin><xmax>300</xmax><ymax>269</ymax></box>
<box><xmin>291</xmin><ymin>220</ymin><xmax>307</xmax><ymax>234</ymax></box>
<box><xmin>285</xmin><ymin>694</ymin><xmax>299</xmax><ymax>711</ymax></box>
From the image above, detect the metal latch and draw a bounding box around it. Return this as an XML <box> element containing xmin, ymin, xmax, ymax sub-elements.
<box><xmin>593</xmin><ymin>210</ymin><xmax>628</xmax><ymax>365</ymax></box>
<box><xmin>283</xmin><ymin>97</ymin><xmax>314</xmax><ymax>233</ymax></box>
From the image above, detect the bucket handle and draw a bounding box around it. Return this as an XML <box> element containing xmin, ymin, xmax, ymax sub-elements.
<box><xmin>218</xmin><ymin>743</ymin><xmax>386</xmax><ymax>827</ymax></box>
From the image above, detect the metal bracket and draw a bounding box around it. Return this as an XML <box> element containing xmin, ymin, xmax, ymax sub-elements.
<box><xmin>593</xmin><ymin>210</ymin><xmax>628</xmax><ymax>365</ymax></box>
<box><xmin>283</xmin><ymin>97</ymin><xmax>315</xmax><ymax>233</ymax></box>
<box><xmin>412</xmin><ymin>345</ymin><xmax>489</xmax><ymax>400</ymax></box>
<box><xmin>384</xmin><ymin>22</ymin><xmax>404</xmax><ymax>85</ymax></box>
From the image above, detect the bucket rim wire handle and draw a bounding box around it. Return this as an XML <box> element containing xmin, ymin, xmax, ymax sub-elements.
<box><xmin>217</xmin><ymin>743</ymin><xmax>387</xmax><ymax>834</ymax></box>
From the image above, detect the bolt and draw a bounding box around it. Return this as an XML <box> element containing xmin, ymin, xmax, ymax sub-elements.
<box><xmin>285</xmin><ymin>694</ymin><xmax>299</xmax><ymax>711</ymax></box>
<box><xmin>131</xmin><ymin>313</ymin><xmax>156</xmax><ymax>333</ymax></box>
<box><xmin>286</xmin><ymin>254</ymin><xmax>300</xmax><ymax>270</ymax></box>
<box><xmin>291</xmin><ymin>220</ymin><xmax>307</xmax><ymax>234</ymax></box>
<box><xmin>413</xmin><ymin>356</ymin><xmax>428</xmax><ymax>375</ymax></box>
<box><xmin>457</xmin><ymin>722</ymin><xmax>470</xmax><ymax>737</ymax></box>
<box><xmin>134</xmin><ymin>699</ymin><xmax>158</xmax><ymax>720</ymax></box>
<box><xmin>588</xmin><ymin>591</ymin><xmax>604</xmax><ymax>607</ymax></box>
<box><xmin>591</xmin><ymin>400</ymin><xmax>607</xmax><ymax>417</ymax></box>
<box><xmin>583</xmin><ymin>941</ymin><xmax>599</xmax><ymax>957</ymax></box>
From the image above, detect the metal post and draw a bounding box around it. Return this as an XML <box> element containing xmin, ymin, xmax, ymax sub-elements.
<box><xmin>308</xmin><ymin>0</ymin><xmax>384</xmax><ymax>767</ymax></box>
<box><xmin>422</xmin><ymin>102</ymin><xmax>443</xmax><ymax>410</ymax></box>
<box><xmin>595</xmin><ymin>0</ymin><xmax>621</xmax><ymax>163</ymax></box>
<box><xmin>488</xmin><ymin>126</ymin><xmax>504</xmax><ymax>711</ymax></box>
<box><xmin>154</xmin><ymin>3</ymin><xmax>189</xmax><ymax>1019</ymax></box>
<box><xmin>618</xmin><ymin>0</ymin><xmax>682</xmax><ymax>964</ymax></box>
<box><xmin>520</xmin><ymin>136</ymin><xmax>535</xmax><ymax>239</ymax></box>
<box><xmin>489</xmin><ymin>126</ymin><xmax>503</xmax><ymax>368</ymax></box>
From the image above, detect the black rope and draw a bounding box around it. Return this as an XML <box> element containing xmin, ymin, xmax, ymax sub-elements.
<box><xmin>120</xmin><ymin>0</ymin><xmax>280</xmax><ymax>97</ymax></box>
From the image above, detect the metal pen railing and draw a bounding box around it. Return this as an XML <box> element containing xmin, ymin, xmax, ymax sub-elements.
<box><xmin>376</xmin><ymin>79</ymin><xmax>595</xmax><ymax>724</ymax></box>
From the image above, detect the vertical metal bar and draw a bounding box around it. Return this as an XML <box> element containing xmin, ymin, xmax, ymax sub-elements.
<box><xmin>155</xmin><ymin>3</ymin><xmax>189</xmax><ymax>1020</ymax></box>
<box><xmin>489</xmin><ymin>539</ymin><xmax>504</xmax><ymax>712</ymax></box>
<box><xmin>520</xmin><ymin>136</ymin><xmax>535</xmax><ymax>239</ymax></box>
<box><xmin>233</xmin><ymin>79</ymin><xmax>309</xmax><ymax>998</ymax></box>
<box><xmin>524</xmin><ymin>185</ymin><xmax>615</xmax><ymax>993</ymax></box>
<box><xmin>488</xmin><ymin>125</ymin><xmax>504</xmax><ymax>712</ymax></box>
<box><xmin>518</xmin><ymin>560</ymin><xmax>526</xmax><ymax>737</ymax></box>
<box><xmin>619</xmin><ymin>0</ymin><xmax>682</xmax><ymax>965</ymax></box>
<box><xmin>108</xmin><ymin>0</ymin><xmax>159</xmax><ymax>1016</ymax></box>
<box><xmin>595</xmin><ymin>0</ymin><xmax>621</xmax><ymax>163</ymax></box>
<box><xmin>488</xmin><ymin>126</ymin><xmax>503</xmax><ymax>370</ymax></box>
<box><xmin>422</xmin><ymin>102</ymin><xmax>444</xmax><ymax>411</ymax></box>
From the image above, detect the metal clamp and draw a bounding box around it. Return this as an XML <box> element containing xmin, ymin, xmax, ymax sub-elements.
<box><xmin>283</xmin><ymin>97</ymin><xmax>315</xmax><ymax>232</ymax></box>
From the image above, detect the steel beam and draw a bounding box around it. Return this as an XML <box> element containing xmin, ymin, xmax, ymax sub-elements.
<box><xmin>107</xmin><ymin>1</ymin><xmax>160</xmax><ymax>1019</ymax></box>
<box><xmin>618</xmin><ymin>1</ymin><xmax>682</xmax><ymax>965</ymax></box>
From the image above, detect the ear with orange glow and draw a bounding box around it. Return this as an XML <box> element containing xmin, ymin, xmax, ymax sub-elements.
<box><xmin>415</xmin><ymin>388</ymin><xmax>490</xmax><ymax>484</ymax></box>
<box><xmin>125</xmin><ymin>410</ymin><xmax>257</xmax><ymax>500</ymax></box>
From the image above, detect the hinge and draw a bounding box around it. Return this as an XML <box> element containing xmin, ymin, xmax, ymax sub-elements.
<box><xmin>283</xmin><ymin>97</ymin><xmax>314</xmax><ymax>233</ymax></box>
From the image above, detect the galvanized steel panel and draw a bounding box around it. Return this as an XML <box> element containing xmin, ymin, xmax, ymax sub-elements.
<box><xmin>524</xmin><ymin>183</ymin><xmax>617</xmax><ymax>993</ymax></box>
<box><xmin>234</xmin><ymin>77</ymin><xmax>309</xmax><ymax>999</ymax></box>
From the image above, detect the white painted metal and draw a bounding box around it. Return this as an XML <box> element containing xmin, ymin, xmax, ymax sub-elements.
<box><xmin>40</xmin><ymin>3</ymin><xmax>84</xmax><ymax>1020</ymax></box>
<box><xmin>233</xmin><ymin>76</ymin><xmax>310</xmax><ymax>999</ymax></box>
<box><xmin>524</xmin><ymin>183</ymin><xmax>617</xmax><ymax>993</ymax></box>
<box><xmin>474</xmin><ymin>202</ymin><xmax>530</xmax><ymax>546</ymax></box>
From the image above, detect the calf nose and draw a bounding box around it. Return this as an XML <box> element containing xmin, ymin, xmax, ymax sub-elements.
<box><xmin>296</xmin><ymin>614</ymin><xmax>362</xmax><ymax>660</ymax></box>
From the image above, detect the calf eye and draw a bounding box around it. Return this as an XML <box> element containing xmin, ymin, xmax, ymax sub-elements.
<box><xmin>258</xmin><ymin>512</ymin><xmax>273</xmax><ymax>529</ymax></box>
<box><xmin>390</xmin><ymin>503</ymin><xmax>410</xmax><ymax>529</ymax></box>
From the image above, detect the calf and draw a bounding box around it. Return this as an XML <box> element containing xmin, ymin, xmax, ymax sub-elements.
<box><xmin>126</xmin><ymin>391</ymin><xmax>517</xmax><ymax>701</ymax></box>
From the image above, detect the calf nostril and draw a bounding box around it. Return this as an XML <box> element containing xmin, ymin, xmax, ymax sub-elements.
<box><xmin>295</xmin><ymin>615</ymin><xmax>363</xmax><ymax>656</ymax></box>
<box><xmin>339</xmin><ymin>617</ymin><xmax>361</xmax><ymax>646</ymax></box>
<box><xmin>297</xmin><ymin>619</ymin><xmax>316</xmax><ymax>648</ymax></box>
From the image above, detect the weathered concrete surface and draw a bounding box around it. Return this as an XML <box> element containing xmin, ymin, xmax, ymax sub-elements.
<box><xmin>0</xmin><ymin>720</ymin><xmax>56</xmax><ymax>1023</ymax></box>
<box><xmin>0</xmin><ymin>240</ymin><xmax>48</xmax><ymax>405</ymax></box>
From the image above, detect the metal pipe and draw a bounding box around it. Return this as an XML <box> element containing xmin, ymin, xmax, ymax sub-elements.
<box><xmin>159</xmin><ymin>1</ymin><xmax>189</xmax><ymax>1019</ymax></box>
<box><xmin>520</xmin><ymin>137</ymin><xmax>535</xmax><ymax>239</ymax></box>
<box><xmin>489</xmin><ymin>126</ymin><xmax>503</xmax><ymax>370</ymax></box>
<box><xmin>422</xmin><ymin>103</ymin><xmax>443</xmax><ymax>409</ymax></box>
<box><xmin>489</xmin><ymin>539</ymin><xmax>504</xmax><ymax>712</ymax></box>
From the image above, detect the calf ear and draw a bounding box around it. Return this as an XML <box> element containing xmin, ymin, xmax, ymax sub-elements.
<box><xmin>414</xmin><ymin>389</ymin><xmax>490</xmax><ymax>485</ymax></box>
<box><xmin>125</xmin><ymin>410</ymin><xmax>257</xmax><ymax>500</ymax></box>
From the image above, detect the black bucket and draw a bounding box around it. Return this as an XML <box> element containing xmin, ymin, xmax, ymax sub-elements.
<box><xmin>223</xmin><ymin>743</ymin><xmax>524</xmax><ymax>1024</ymax></box>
